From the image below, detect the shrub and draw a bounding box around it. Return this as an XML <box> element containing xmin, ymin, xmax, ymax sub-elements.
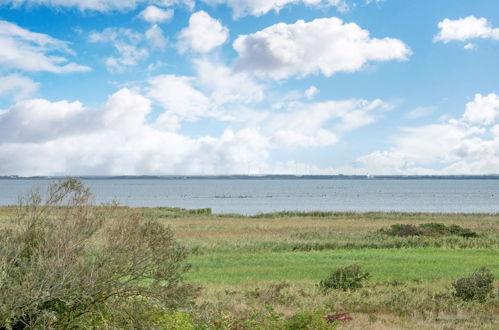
<box><xmin>245</xmin><ymin>281</ymin><xmax>296</xmax><ymax>305</ymax></box>
<box><xmin>452</xmin><ymin>267</ymin><xmax>495</xmax><ymax>302</ymax></box>
<box><xmin>319</xmin><ymin>264</ymin><xmax>370</xmax><ymax>292</ymax></box>
<box><xmin>380</xmin><ymin>223</ymin><xmax>478</xmax><ymax>238</ymax></box>
<box><xmin>285</xmin><ymin>311</ymin><xmax>337</xmax><ymax>330</ymax></box>
<box><xmin>212</xmin><ymin>306</ymin><xmax>284</xmax><ymax>329</ymax></box>
<box><xmin>381</xmin><ymin>224</ymin><xmax>423</xmax><ymax>237</ymax></box>
<box><xmin>0</xmin><ymin>179</ymin><xmax>197</xmax><ymax>328</ymax></box>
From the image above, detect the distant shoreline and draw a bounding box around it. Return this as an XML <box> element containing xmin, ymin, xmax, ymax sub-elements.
<box><xmin>2</xmin><ymin>174</ymin><xmax>499</xmax><ymax>180</ymax></box>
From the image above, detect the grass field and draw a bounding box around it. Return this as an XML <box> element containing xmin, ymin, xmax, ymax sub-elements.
<box><xmin>1</xmin><ymin>206</ymin><xmax>498</xmax><ymax>329</ymax></box>
<box><xmin>186</xmin><ymin>248</ymin><xmax>499</xmax><ymax>284</ymax></box>
<box><xmin>151</xmin><ymin>209</ymin><xmax>499</xmax><ymax>329</ymax></box>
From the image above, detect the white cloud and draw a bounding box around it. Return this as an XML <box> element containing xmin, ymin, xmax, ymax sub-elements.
<box><xmin>359</xmin><ymin>93</ymin><xmax>499</xmax><ymax>175</ymax></box>
<box><xmin>201</xmin><ymin>0</ymin><xmax>346</xmax><ymax>18</ymax></box>
<box><xmin>0</xmin><ymin>20</ymin><xmax>90</xmax><ymax>73</ymax></box>
<box><xmin>147</xmin><ymin>75</ymin><xmax>211</xmax><ymax>125</ymax></box>
<box><xmin>178</xmin><ymin>11</ymin><xmax>229</xmax><ymax>53</ymax></box>
<box><xmin>146</xmin><ymin>24</ymin><xmax>167</xmax><ymax>49</ymax></box>
<box><xmin>102</xmin><ymin>88</ymin><xmax>151</xmax><ymax>131</ymax></box>
<box><xmin>194</xmin><ymin>59</ymin><xmax>264</xmax><ymax>105</ymax></box>
<box><xmin>155</xmin><ymin>0</ymin><xmax>195</xmax><ymax>10</ymax></box>
<box><xmin>462</xmin><ymin>93</ymin><xmax>499</xmax><ymax>125</ymax></box>
<box><xmin>233</xmin><ymin>17</ymin><xmax>411</xmax><ymax>79</ymax></box>
<box><xmin>1</xmin><ymin>0</ymin><xmax>140</xmax><ymax>12</ymax></box>
<box><xmin>0</xmin><ymin>74</ymin><xmax>38</xmax><ymax>101</ymax></box>
<box><xmin>0</xmin><ymin>80</ymin><xmax>388</xmax><ymax>175</ymax></box>
<box><xmin>263</xmin><ymin>98</ymin><xmax>386</xmax><ymax>148</ymax></box>
<box><xmin>434</xmin><ymin>16</ymin><xmax>499</xmax><ymax>45</ymax></box>
<box><xmin>147</xmin><ymin>60</ymin><xmax>264</xmax><ymax>129</ymax></box>
<box><xmin>0</xmin><ymin>98</ymin><xmax>87</xmax><ymax>143</ymax></box>
<box><xmin>305</xmin><ymin>86</ymin><xmax>319</xmax><ymax>99</ymax></box>
<box><xmin>89</xmin><ymin>27</ymin><xmax>149</xmax><ymax>72</ymax></box>
<box><xmin>138</xmin><ymin>5</ymin><xmax>174</xmax><ymax>23</ymax></box>
<box><xmin>404</xmin><ymin>106</ymin><xmax>436</xmax><ymax>119</ymax></box>
<box><xmin>1</xmin><ymin>0</ymin><xmax>195</xmax><ymax>12</ymax></box>
<box><xmin>147</xmin><ymin>58</ymin><xmax>385</xmax><ymax>148</ymax></box>
<box><xmin>464</xmin><ymin>42</ymin><xmax>475</xmax><ymax>50</ymax></box>
<box><xmin>0</xmin><ymin>88</ymin><xmax>271</xmax><ymax>175</ymax></box>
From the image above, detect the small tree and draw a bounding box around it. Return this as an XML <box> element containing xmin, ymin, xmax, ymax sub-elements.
<box><xmin>0</xmin><ymin>179</ymin><xmax>196</xmax><ymax>328</ymax></box>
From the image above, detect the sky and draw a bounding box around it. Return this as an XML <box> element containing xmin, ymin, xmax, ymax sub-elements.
<box><xmin>0</xmin><ymin>0</ymin><xmax>499</xmax><ymax>176</ymax></box>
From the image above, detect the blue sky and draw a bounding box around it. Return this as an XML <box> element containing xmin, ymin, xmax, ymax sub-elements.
<box><xmin>0</xmin><ymin>0</ymin><xmax>498</xmax><ymax>176</ymax></box>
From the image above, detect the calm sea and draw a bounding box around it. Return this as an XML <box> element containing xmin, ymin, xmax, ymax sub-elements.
<box><xmin>1</xmin><ymin>178</ymin><xmax>499</xmax><ymax>215</ymax></box>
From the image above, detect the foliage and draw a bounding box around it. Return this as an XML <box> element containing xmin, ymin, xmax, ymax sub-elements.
<box><xmin>452</xmin><ymin>267</ymin><xmax>495</xmax><ymax>302</ymax></box>
<box><xmin>207</xmin><ymin>305</ymin><xmax>284</xmax><ymax>329</ymax></box>
<box><xmin>380</xmin><ymin>223</ymin><xmax>478</xmax><ymax>238</ymax></box>
<box><xmin>319</xmin><ymin>264</ymin><xmax>370</xmax><ymax>292</ymax></box>
<box><xmin>244</xmin><ymin>281</ymin><xmax>296</xmax><ymax>306</ymax></box>
<box><xmin>0</xmin><ymin>179</ymin><xmax>196</xmax><ymax>329</ymax></box>
<box><xmin>284</xmin><ymin>311</ymin><xmax>337</xmax><ymax>330</ymax></box>
<box><xmin>142</xmin><ymin>206</ymin><xmax>212</xmax><ymax>219</ymax></box>
<box><xmin>381</xmin><ymin>224</ymin><xmax>422</xmax><ymax>237</ymax></box>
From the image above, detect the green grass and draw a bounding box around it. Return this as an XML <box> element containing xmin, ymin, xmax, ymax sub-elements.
<box><xmin>187</xmin><ymin>248</ymin><xmax>499</xmax><ymax>284</ymax></box>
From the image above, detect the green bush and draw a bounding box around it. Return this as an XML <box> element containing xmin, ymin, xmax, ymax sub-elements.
<box><xmin>0</xmin><ymin>179</ymin><xmax>196</xmax><ymax>329</ymax></box>
<box><xmin>380</xmin><ymin>223</ymin><xmax>478</xmax><ymax>238</ymax></box>
<box><xmin>284</xmin><ymin>311</ymin><xmax>337</xmax><ymax>330</ymax></box>
<box><xmin>419</xmin><ymin>223</ymin><xmax>478</xmax><ymax>238</ymax></box>
<box><xmin>319</xmin><ymin>264</ymin><xmax>370</xmax><ymax>292</ymax></box>
<box><xmin>381</xmin><ymin>224</ymin><xmax>422</xmax><ymax>237</ymax></box>
<box><xmin>209</xmin><ymin>306</ymin><xmax>284</xmax><ymax>329</ymax></box>
<box><xmin>452</xmin><ymin>267</ymin><xmax>495</xmax><ymax>302</ymax></box>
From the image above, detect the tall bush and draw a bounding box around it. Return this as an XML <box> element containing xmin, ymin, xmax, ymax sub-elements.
<box><xmin>0</xmin><ymin>179</ymin><xmax>196</xmax><ymax>328</ymax></box>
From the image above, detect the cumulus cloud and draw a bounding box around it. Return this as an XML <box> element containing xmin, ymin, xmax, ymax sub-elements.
<box><xmin>462</xmin><ymin>93</ymin><xmax>499</xmax><ymax>125</ymax></box>
<box><xmin>0</xmin><ymin>74</ymin><xmax>38</xmax><ymax>101</ymax></box>
<box><xmin>138</xmin><ymin>5</ymin><xmax>174</xmax><ymax>23</ymax></box>
<box><xmin>146</xmin><ymin>24</ymin><xmax>167</xmax><ymax>49</ymax></box>
<box><xmin>89</xmin><ymin>27</ymin><xmax>149</xmax><ymax>72</ymax></box>
<box><xmin>233</xmin><ymin>17</ymin><xmax>411</xmax><ymax>79</ymax></box>
<box><xmin>178</xmin><ymin>11</ymin><xmax>228</xmax><ymax>53</ymax></box>
<box><xmin>201</xmin><ymin>0</ymin><xmax>346</xmax><ymax>18</ymax></box>
<box><xmin>0</xmin><ymin>98</ymin><xmax>87</xmax><ymax>143</ymax></box>
<box><xmin>0</xmin><ymin>88</ymin><xmax>270</xmax><ymax>175</ymax></box>
<box><xmin>0</xmin><ymin>78</ymin><xmax>387</xmax><ymax>175</ymax></box>
<box><xmin>0</xmin><ymin>0</ymin><xmax>195</xmax><ymax>12</ymax></box>
<box><xmin>231</xmin><ymin>98</ymin><xmax>387</xmax><ymax>150</ymax></box>
<box><xmin>146</xmin><ymin>60</ymin><xmax>264</xmax><ymax>130</ymax></box>
<box><xmin>358</xmin><ymin>93</ymin><xmax>499</xmax><ymax>175</ymax></box>
<box><xmin>194</xmin><ymin>59</ymin><xmax>264</xmax><ymax>105</ymax></box>
<box><xmin>146</xmin><ymin>57</ymin><xmax>385</xmax><ymax>148</ymax></box>
<box><xmin>0</xmin><ymin>19</ymin><xmax>90</xmax><ymax>73</ymax></box>
<box><xmin>147</xmin><ymin>75</ymin><xmax>211</xmax><ymax>127</ymax></box>
<box><xmin>434</xmin><ymin>16</ymin><xmax>499</xmax><ymax>47</ymax></box>
<box><xmin>305</xmin><ymin>86</ymin><xmax>319</xmax><ymax>99</ymax></box>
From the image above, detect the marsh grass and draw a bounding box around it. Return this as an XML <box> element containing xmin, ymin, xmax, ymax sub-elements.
<box><xmin>147</xmin><ymin>211</ymin><xmax>499</xmax><ymax>254</ymax></box>
<box><xmin>194</xmin><ymin>280</ymin><xmax>499</xmax><ymax>329</ymax></box>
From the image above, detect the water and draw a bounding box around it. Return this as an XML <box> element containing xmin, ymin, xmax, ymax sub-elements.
<box><xmin>1</xmin><ymin>178</ymin><xmax>499</xmax><ymax>215</ymax></box>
